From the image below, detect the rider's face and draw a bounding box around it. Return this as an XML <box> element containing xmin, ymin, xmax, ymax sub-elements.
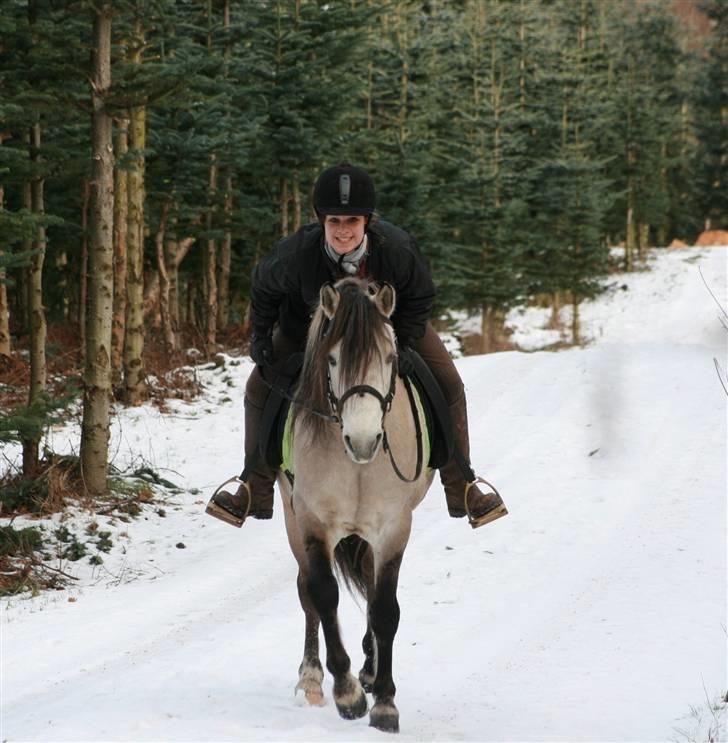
<box><xmin>323</xmin><ymin>215</ymin><xmax>367</xmax><ymax>255</ymax></box>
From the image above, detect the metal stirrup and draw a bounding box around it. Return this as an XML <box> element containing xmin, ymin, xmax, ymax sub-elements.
<box><xmin>211</xmin><ymin>476</ymin><xmax>252</xmax><ymax>521</ymax></box>
<box><xmin>463</xmin><ymin>476</ymin><xmax>502</xmax><ymax>525</ymax></box>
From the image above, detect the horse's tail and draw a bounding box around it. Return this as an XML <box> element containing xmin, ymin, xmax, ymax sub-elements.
<box><xmin>333</xmin><ymin>535</ymin><xmax>371</xmax><ymax>600</ymax></box>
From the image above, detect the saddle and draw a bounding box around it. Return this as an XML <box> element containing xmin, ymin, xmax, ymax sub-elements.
<box><xmin>255</xmin><ymin>349</ymin><xmax>454</xmax><ymax>476</ymax></box>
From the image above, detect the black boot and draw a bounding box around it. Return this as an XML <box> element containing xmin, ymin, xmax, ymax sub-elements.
<box><xmin>439</xmin><ymin>396</ymin><xmax>508</xmax><ymax>529</ymax></box>
<box><xmin>205</xmin><ymin>396</ymin><xmax>275</xmax><ymax>528</ymax></box>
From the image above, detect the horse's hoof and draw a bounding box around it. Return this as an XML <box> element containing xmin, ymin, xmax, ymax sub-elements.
<box><xmin>305</xmin><ymin>689</ymin><xmax>325</xmax><ymax>706</ymax></box>
<box><xmin>335</xmin><ymin>689</ymin><xmax>368</xmax><ymax>720</ymax></box>
<box><xmin>370</xmin><ymin>701</ymin><xmax>399</xmax><ymax>733</ymax></box>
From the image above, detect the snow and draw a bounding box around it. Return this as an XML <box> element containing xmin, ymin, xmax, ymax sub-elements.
<box><xmin>2</xmin><ymin>247</ymin><xmax>726</xmax><ymax>742</ymax></box>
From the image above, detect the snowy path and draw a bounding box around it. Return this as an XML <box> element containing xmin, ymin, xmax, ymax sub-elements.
<box><xmin>2</xmin><ymin>247</ymin><xmax>726</xmax><ymax>742</ymax></box>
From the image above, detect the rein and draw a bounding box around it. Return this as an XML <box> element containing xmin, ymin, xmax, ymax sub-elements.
<box><xmin>328</xmin><ymin>361</ymin><xmax>424</xmax><ymax>484</ymax></box>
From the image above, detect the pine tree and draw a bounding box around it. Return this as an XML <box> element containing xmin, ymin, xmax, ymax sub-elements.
<box><xmin>80</xmin><ymin>0</ymin><xmax>114</xmax><ymax>496</ymax></box>
<box><xmin>693</xmin><ymin>0</ymin><xmax>727</xmax><ymax>231</ymax></box>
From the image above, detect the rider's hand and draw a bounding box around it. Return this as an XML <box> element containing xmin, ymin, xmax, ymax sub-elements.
<box><xmin>250</xmin><ymin>333</ymin><xmax>274</xmax><ymax>368</ymax></box>
<box><xmin>397</xmin><ymin>347</ymin><xmax>415</xmax><ymax>378</ymax></box>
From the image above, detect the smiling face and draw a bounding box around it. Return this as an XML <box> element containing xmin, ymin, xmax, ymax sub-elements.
<box><xmin>323</xmin><ymin>215</ymin><xmax>367</xmax><ymax>255</ymax></box>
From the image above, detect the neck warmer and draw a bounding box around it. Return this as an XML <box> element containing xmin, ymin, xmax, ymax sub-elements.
<box><xmin>324</xmin><ymin>233</ymin><xmax>368</xmax><ymax>276</ymax></box>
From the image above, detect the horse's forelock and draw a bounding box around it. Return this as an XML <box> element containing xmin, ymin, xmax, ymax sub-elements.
<box><xmin>327</xmin><ymin>281</ymin><xmax>391</xmax><ymax>387</ymax></box>
<box><xmin>294</xmin><ymin>279</ymin><xmax>392</xmax><ymax>441</ymax></box>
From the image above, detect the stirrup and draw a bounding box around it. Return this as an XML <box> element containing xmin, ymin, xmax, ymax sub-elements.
<box><xmin>464</xmin><ymin>477</ymin><xmax>508</xmax><ymax>530</ymax></box>
<box><xmin>205</xmin><ymin>476</ymin><xmax>251</xmax><ymax>528</ymax></box>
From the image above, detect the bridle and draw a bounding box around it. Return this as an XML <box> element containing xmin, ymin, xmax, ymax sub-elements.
<box><xmin>326</xmin><ymin>359</ymin><xmax>397</xmax><ymax>422</ymax></box>
<box><xmin>326</xmin><ymin>357</ymin><xmax>424</xmax><ymax>483</ymax></box>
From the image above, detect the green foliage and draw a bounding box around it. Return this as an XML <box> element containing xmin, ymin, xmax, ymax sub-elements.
<box><xmin>0</xmin><ymin>0</ymin><xmax>717</xmax><ymax>344</ymax></box>
<box><xmin>0</xmin><ymin>524</ymin><xmax>44</xmax><ymax>558</ymax></box>
<box><xmin>0</xmin><ymin>477</ymin><xmax>48</xmax><ymax>514</ymax></box>
<box><xmin>0</xmin><ymin>389</ymin><xmax>78</xmax><ymax>446</ymax></box>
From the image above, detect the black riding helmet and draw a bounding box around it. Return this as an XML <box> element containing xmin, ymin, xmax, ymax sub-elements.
<box><xmin>313</xmin><ymin>164</ymin><xmax>376</xmax><ymax>219</ymax></box>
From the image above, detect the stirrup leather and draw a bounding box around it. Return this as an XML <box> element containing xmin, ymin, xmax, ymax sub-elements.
<box><xmin>464</xmin><ymin>476</ymin><xmax>508</xmax><ymax>530</ymax></box>
<box><xmin>205</xmin><ymin>476</ymin><xmax>251</xmax><ymax>528</ymax></box>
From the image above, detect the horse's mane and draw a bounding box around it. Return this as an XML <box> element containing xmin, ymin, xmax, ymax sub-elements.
<box><xmin>293</xmin><ymin>278</ymin><xmax>393</xmax><ymax>442</ymax></box>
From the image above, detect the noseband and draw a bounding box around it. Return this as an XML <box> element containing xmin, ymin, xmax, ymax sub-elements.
<box><xmin>326</xmin><ymin>359</ymin><xmax>423</xmax><ymax>483</ymax></box>
<box><xmin>326</xmin><ymin>360</ymin><xmax>397</xmax><ymax>422</ymax></box>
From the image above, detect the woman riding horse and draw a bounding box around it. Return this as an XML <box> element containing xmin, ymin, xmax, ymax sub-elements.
<box><xmin>207</xmin><ymin>163</ymin><xmax>508</xmax><ymax>529</ymax></box>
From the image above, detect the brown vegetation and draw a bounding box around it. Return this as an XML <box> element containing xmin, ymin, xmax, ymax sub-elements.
<box><xmin>695</xmin><ymin>230</ymin><xmax>728</xmax><ymax>247</ymax></box>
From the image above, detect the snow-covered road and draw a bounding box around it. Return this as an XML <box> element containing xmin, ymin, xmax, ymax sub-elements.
<box><xmin>2</xmin><ymin>247</ymin><xmax>726</xmax><ymax>742</ymax></box>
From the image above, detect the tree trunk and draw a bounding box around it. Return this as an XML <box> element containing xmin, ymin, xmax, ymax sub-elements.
<box><xmin>79</xmin><ymin>178</ymin><xmax>90</xmax><ymax>361</ymax></box>
<box><xmin>280</xmin><ymin>178</ymin><xmax>289</xmax><ymax>236</ymax></box>
<box><xmin>571</xmin><ymin>293</ymin><xmax>581</xmax><ymax>345</ymax></box>
<box><xmin>0</xmin><ymin>183</ymin><xmax>10</xmax><ymax>357</ymax></box>
<box><xmin>23</xmin><ymin>119</ymin><xmax>47</xmax><ymax>479</ymax></box>
<box><xmin>111</xmin><ymin>118</ymin><xmax>129</xmax><ymax>389</ymax></box>
<box><xmin>625</xmin><ymin>203</ymin><xmax>636</xmax><ymax>272</ymax></box>
<box><xmin>292</xmin><ymin>175</ymin><xmax>301</xmax><ymax>234</ymax></box>
<box><xmin>217</xmin><ymin>176</ymin><xmax>232</xmax><ymax>329</ymax></box>
<box><xmin>80</xmin><ymin>2</ymin><xmax>115</xmax><ymax>497</ymax></box>
<box><xmin>155</xmin><ymin>201</ymin><xmax>176</xmax><ymax>353</ymax></box>
<box><xmin>638</xmin><ymin>222</ymin><xmax>649</xmax><ymax>261</ymax></box>
<box><xmin>205</xmin><ymin>158</ymin><xmax>218</xmax><ymax>351</ymax></box>
<box><xmin>480</xmin><ymin>304</ymin><xmax>505</xmax><ymax>355</ymax></box>
<box><xmin>124</xmin><ymin>90</ymin><xmax>146</xmax><ymax>405</ymax></box>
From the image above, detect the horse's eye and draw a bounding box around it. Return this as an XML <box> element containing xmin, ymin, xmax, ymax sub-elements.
<box><xmin>328</xmin><ymin>355</ymin><xmax>337</xmax><ymax>367</ymax></box>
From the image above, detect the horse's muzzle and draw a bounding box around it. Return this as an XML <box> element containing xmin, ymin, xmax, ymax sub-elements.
<box><xmin>344</xmin><ymin>432</ymin><xmax>383</xmax><ymax>463</ymax></box>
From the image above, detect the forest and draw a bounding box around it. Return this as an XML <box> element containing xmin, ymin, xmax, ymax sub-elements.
<box><xmin>0</xmin><ymin>0</ymin><xmax>725</xmax><ymax>500</ymax></box>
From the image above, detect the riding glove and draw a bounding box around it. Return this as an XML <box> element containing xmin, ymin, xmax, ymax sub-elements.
<box><xmin>250</xmin><ymin>333</ymin><xmax>274</xmax><ymax>368</ymax></box>
<box><xmin>397</xmin><ymin>346</ymin><xmax>415</xmax><ymax>378</ymax></box>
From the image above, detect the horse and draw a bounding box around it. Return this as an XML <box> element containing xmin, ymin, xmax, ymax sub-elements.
<box><xmin>278</xmin><ymin>277</ymin><xmax>435</xmax><ymax>733</ymax></box>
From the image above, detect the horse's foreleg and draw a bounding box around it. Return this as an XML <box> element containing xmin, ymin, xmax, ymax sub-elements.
<box><xmin>359</xmin><ymin>623</ymin><xmax>376</xmax><ymax>693</ymax></box>
<box><xmin>294</xmin><ymin>570</ymin><xmax>325</xmax><ymax>706</ymax></box>
<box><xmin>357</xmin><ymin>544</ymin><xmax>376</xmax><ymax>693</ymax></box>
<box><xmin>368</xmin><ymin>552</ymin><xmax>403</xmax><ymax>734</ymax></box>
<box><xmin>305</xmin><ymin>536</ymin><xmax>368</xmax><ymax>720</ymax></box>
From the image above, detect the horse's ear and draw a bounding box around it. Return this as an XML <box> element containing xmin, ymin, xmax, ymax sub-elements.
<box><xmin>374</xmin><ymin>282</ymin><xmax>396</xmax><ymax>318</ymax></box>
<box><xmin>320</xmin><ymin>282</ymin><xmax>340</xmax><ymax>319</ymax></box>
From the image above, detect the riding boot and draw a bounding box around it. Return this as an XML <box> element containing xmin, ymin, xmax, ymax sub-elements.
<box><xmin>206</xmin><ymin>396</ymin><xmax>276</xmax><ymax>528</ymax></box>
<box><xmin>439</xmin><ymin>395</ymin><xmax>508</xmax><ymax>529</ymax></box>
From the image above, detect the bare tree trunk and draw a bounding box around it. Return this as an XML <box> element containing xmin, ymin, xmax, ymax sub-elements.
<box><xmin>0</xmin><ymin>182</ymin><xmax>10</xmax><ymax>357</ymax></box>
<box><xmin>480</xmin><ymin>305</ymin><xmax>505</xmax><ymax>355</ymax></box>
<box><xmin>216</xmin><ymin>0</ymin><xmax>232</xmax><ymax>331</ymax></box>
<box><xmin>205</xmin><ymin>158</ymin><xmax>218</xmax><ymax>351</ymax></box>
<box><xmin>23</xmin><ymin>118</ymin><xmax>47</xmax><ymax>479</ymax></box>
<box><xmin>571</xmin><ymin>293</ymin><xmax>581</xmax><ymax>345</ymax></box>
<box><xmin>280</xmin><ymin>178</ymin><xmax>289</xmax><ymax>236</ymax></box>
<box><xmin>124</xmin><ymin>47</ymin><xmax>146</xmax><ymax>406</ymax></box>
<box><xmin>292</xmin><ymin>175</ymin><xmax>301</xmax><ymax>233</ymax></box>
<box><xmin>111</xmin><ymin>118</ymin><xmax>129</xmax><ymax>388</ymax></box>
<box><xmin>638</xmin><ymin>222</ymin><xmax>649</xmax><ymax>261</ymax></box>
<box><xmin>79</xmin><ymin>178</ymin><xmax>90</xmax><ymax>362</ymax></box>
<box><xmin>217</xmin><ymin>176</ymin><xmax>232</xmax><ymax>329</ymax></box>
<box><xmin>155</xmin><ymin>201</ymin><xmax>176</xmax><ymax>353</ymax></box>
<box><xmin>625</xmin><ymin>201</ymin><xmax>636</xmax><ymax>272</ymax></box>
<box><xmin>80</xmin><ymin>1</ymin><xmax>115</xmax><ymax>497</ymax></box>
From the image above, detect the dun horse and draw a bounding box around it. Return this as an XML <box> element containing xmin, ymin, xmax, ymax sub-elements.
<box><xmin>279</xmin><ymin>277</ymin><xmax>434</xmax><ymax>733</ymax></box>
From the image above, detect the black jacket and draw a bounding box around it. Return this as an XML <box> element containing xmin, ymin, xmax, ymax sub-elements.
<box><xmin>251</xmin><ymin>220</ymin><xmax>436</xmax><ymax>346</ymax></box>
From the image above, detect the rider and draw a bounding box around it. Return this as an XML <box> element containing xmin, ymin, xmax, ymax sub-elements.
<box><xmin>207</xmin><ymin>163</ymin><xmax>508</xmax><ymax>529</ymax></box>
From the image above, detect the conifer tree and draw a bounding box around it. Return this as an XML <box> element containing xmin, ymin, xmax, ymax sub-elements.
<box><xmin>80</xmin><ymin>0</ymin><xmax>114</xmax><ymax>496</ymax></box>
<box><xmin>693</xmin><ymin>0</ymin><xmax>727</xmax><ymax>231</ymax></box>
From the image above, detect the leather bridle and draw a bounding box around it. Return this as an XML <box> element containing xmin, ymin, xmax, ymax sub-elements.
<box><xmin>327</xmin><ymin>359</ymin><xmax>424</xmax><ymax>483</ymax></box>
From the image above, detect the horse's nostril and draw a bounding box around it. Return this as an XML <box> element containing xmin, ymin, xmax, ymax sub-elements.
<box><xmin>344</xmin><ymin>435</ymin><xmax>352</xmax><ymax>449</ymax></box>
<box><xmin>375</xmin><ymin>433</ymin><xmax>382</xmax><ymax>445</ymax></box>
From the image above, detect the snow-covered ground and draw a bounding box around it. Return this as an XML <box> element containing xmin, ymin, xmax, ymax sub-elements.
<box><xmin>2</xmin><ymin>247</ymin><xmax>726</xmax><ymax>742</ymax></box>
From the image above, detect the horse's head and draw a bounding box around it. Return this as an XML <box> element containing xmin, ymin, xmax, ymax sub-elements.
<box><xmin>314</xmin><ymin>278</ymin><xmax>397</xmax><ymax>463</ymax></box>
